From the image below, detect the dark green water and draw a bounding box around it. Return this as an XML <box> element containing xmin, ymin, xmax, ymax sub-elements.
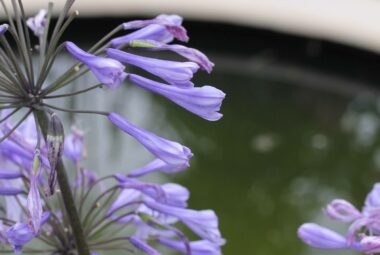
<box><xmin>56</xmin><ymin>56</ymin><xmax>380</xmax><ymax>255</ymax></box>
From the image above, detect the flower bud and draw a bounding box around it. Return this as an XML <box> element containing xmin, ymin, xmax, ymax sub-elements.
<box><xmin>46</xmin><ymin>113</ymin><xmax>64</xmax><ymax>196</ymax></box>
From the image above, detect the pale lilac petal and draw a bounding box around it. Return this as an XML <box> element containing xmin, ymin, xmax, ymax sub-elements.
<box><xmin>297</xmin><ymin>223</ymin><xmax>348</xmax><ymax>249</ymax></box>
<box><xmin>111</xmin><ymin>15</ymin><xmax>186</xmax><ymax>47</ymax></box>
<box><xmin>64</xmin><ymin>127</ymin><xmax>84</xmax><ymax>162</ymax></box>
<box><xmin>359</xmin><ymin>236</ymin><xmax>380</xmax><ymax>253</ymax></box>
<box><xmin>324</xmin><ymin>199</ymin><xmax>362</xmax><ymax>222</ymax></box>
<box><xmin>0</xmin><ymin>187</ymin><xmax>24</xmax><ymax>196</ymax></box>
<box><xmin>128</xmin><ymin>158</ymin><xmax>189</xmax><ymax>178</ymax></box>
<box><xmin>0</xmin><ymin>169</ymin><xmax>22</xmax><ymax>179</ymax></box>
<box><xmin>108</xmin><ymin>113</ymin><xmax>193</xmax><ymax>167</ymax></box>
<box><xmin>128</xmin><ymin>74</ymin><xmax>225</xmax><ymax>121</ymax></box>
<box><xmin>144</xmin><ymin>199</ymin><xmax>225</xmax><ymax>245</ymax></box>
<box><xmin>6</xmin><ymin>223</ymin><xmax>35</xmax><ymax>255</ymax></box>
<box><xmin>27</xmin><ymin>175</ymin><xmax>42</xmax><ymax>234</ymax></box>
<box><xmin>0</xmin><ymin>24</ymin><xmax>8</xmax><ymax>35</ymax></box>
<box><xmin>26</xmin><ymin>9</ymin><xmax>47</xmax><ymax>36</ymax></box>
<box><xmin>107</xmin><ymin>49</ymin><xmax>199</xmax><ymax>88</ymax></box>
<box><xmin>130</xmin><ymin>40</ymin><xmax>214</xmax><ymax>73</ymax></box>
<box><xmin>364</xmin><ymin>183</ymin><xmax>380</xmax><ymax>214</ymax></box>
<box><xmin>128</xmin><ymin>236</ymin><xmax>161</xmax><ymax>255</ymax></box>
<box><xmin>65</xmin><ymin>41</ymin><xmax>127</xmax><ymax>89</ymax></box>
<box><xmin>158</xmin><ymin>238</ymin><xmax>222</xmax><ymax>255</ymax></box>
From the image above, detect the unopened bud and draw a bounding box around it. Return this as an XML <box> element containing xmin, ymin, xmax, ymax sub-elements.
<box><xmin>46</xmin><ymin>112</ymin><xmax>64</xmax><ymax>196</ymax></box>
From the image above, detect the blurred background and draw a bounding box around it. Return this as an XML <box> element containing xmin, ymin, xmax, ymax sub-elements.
<box><xmin>5</xmin><ymin>0</ymin><xmax>380</xmax><ymax>254</ymax></box>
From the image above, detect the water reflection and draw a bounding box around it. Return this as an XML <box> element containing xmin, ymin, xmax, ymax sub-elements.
<box><xmin>52</xmin><ymin>56</ymin><xmax>380</xmax><ymax>255</ymax></box>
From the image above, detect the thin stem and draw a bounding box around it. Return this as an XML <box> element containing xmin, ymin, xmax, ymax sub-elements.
<box><xmin>0</xmin><ymin>109</ymin><xmax>31</xmax><ymax>143</ymax></box>
<box><xmin>11</xmin><ymin>0</ymin><xmax>33</xmax><ymax>88</ymax></box>
<box><xmin>88</xmin><ymin>25</ymin><xmax>122</xmax><ymax>54</ymax></box>
<box><xmin>79</xmin><ymin>175</ymin><xmax>114</xmax><ymax>216</ymax></box>
<box><xmin>44</xmin><ymin>84</ymin><xmax>102</xmax><ymax>99</ymax></box>
<box><xmin>17</xmin><ymin>0</ymin><xmax>35</xmax><ymax>87</ymax></box>
<box><xmin>41</xmin><ymin>103</ymin><xmax>108</xmax><ymax>116</ymax></box>
<box><xmin>0</xmin><ymin>107</ymin><xmax>21</xmax><ymax>124</ymax></box>
<box><xmin>35</xmin><ymin>111</ymin><xmax>90</xmax><ymax>255</ymax></box>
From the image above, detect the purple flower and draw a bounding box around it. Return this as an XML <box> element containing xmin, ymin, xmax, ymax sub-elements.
<box><xmin>324</xmin><ymin>199</ymin><xmax>362</xmax><ymax>222</ymax></box>
<box><xmin>364</xmin><ymin>183</ymin><xmax>380</xmax><ymax>214</ymax></box>
<box><xmin>114</xmin><ymin>176</ymin><xmax>189</xmax><ymax>207</ymax></box>
<box><xmin>5</xmin><ymin>212</ymin><xmax>49</xmax><ymax>254</ymax></box>
<box><xmin>359</xmin><ymin>236</ymin><xmax>380</xmax><ymax>253</ymax></box>
<box><xmin>6</xmin><ymin>223</ymin><xmax>35</xmax><ymax>254</ymax></box>
<box><xmin>128</xmin><ymin>74</ymin><xmax>225</xmax><ymax>121</ymax></box>
<box><xmin>144</xmin><ymin>199</ymin><xmax>225</xmax><ymax>245</ymax></box>
<box><xmin>108</xmin><ymin>113</ymin><xmax>193</xmax><ymax>167</ymax></box>
<box><xmin>26</xmin><ymin>9</ymin><xmax>47</xmax><ymax>36</ymax></box>
<box><xmin>26</xmin><ymin>174</ymin><xmax>42</xmax><ymax>235</ymax></box>
<box><xmin>107</xmin><ymin>49</ymin><xmax>199</xmax><ymax>88</ymax></box>
<box><xmin>128</xmin><ymin>158</ymin><xmax>189</xmax><ymax>178</ymax></box>
<box><xmin>64</xmin><ymin>127</ymin><xmax>85</xmax><ymax>162</ymax></box>
<box><xmin>107</xmin><ymin>188</ymin><xmax>141</xmax><ymax>216</ymax></box>
<box><xmin>65</xmin><ymin>41</ymin><xmax>127</xmax><ymax>89</ymax></box>
<box><xmin>128</xmin><ymin>236</ymin><xmax>161</xmax><ymax>255</ymax></box>
<box><xmin>0</xmin><ymin>187</ymin><xmax>24</xmax><ymax>196</ymax></box>
<box><xmin>0</xmin><ymin>24</ymin><xmax>8</xmax><ymax>35</ymax></box>
<box><xmin>158</xmin><ymin>238</ymin><xmax>222</xmax><ymax>255</ymax></box>
<box><xmin>0</xmin><ymin>169</ymin><xmax>22</xmax><ymax>179</ymax></box>
<box><xmin>130</xmin><ymin>40</ymin><xmax>214</xmax><ymax>73</ymax></box>
<box><xmin>111</xmin><ymin>15</ymin><xmax>186</xmax><ymax>47</ymax></box>
<box><xmin>297</xmin><ymin>223</ymin><xmax>348</xmax><ymax>249</ymax></box>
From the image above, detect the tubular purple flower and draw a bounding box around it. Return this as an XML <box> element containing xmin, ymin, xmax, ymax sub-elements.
<box><xmin>115</xmin><ymin>176</ymin><xmax>189</xmax><ymax>207</ymax></box>
<box><xmin>26</xmin><ymin>9</ymin><xmax>47</xmax><ymax>36</ymax></box>
<box><xmin>364</xmin><ymin>183</ymin><xmax>380</xmax><ymax>214</ymax></box>
<box><xmin>6</xmin><ymin>223</ymin><xmax>35</xmax><ymax>255</ymax></box>
<box><xmin>158</xmin><ymin>238</ymin><xmax>222</xmax><ymax>255</ymax></box>
<box><xmin>64</xmin><ymin>127</ymin><xmax>85</xmax><ymax>162</ymax></box>
<box><xmin>128</xmin><ymin>74</ymin><xmax>225</xmax><ymax>121</ymax></box>
<box><xmin>111</xmin><ymin>15</ymin><xmax>186</xmax><ymax>47</ymax></box>
<box><xmin>0</xmin><ymin>169</ymin><xmax>22</xmax><ymax>179</ymax></box>
<box><xmin>128</xmin><ymin>236</ymin><xmax>161</xmax><ymax>255</ymax></box>
<box><xmin>324</xmin><ymin>199</ymin><xmax>362</xmax><ymax>222</ymax></box>
<box><xmin>107</xmin><ymin>49</ymin><xmax>199</xmax><ymax>88</ymax></box>
<box><xmin>297</xmin><ymin>223</ymin><xmax>348</xmax><ymax>249</ymax></box>
<box><xmin>0</xmin><ymin>24</ymin><xmax>8</xmax><ymax>35</ymax></box>
<box><xmin>65</xmin><ymin>42</ymin><xmax>127</xmax><ymax>89</ymax></box>
<box><xmin>144</xmin><ymin>199</ymin><xmax>225</xmax><ymax>245</ymax></box>
<box><xmin>26</xmin><ymin>174</ymin><xmax>42</xmax><ymax>235</ymax></box>
<box><xmin>130</xmin><ymin>40</ymin><xmax>214</xmax><ymax>73</ymax></box>
<box><xmin>0</xmin><ymin>187</ymin><xmax>24</xmax><ymax>196</ymax></box>
<box><xmin>122</xmin><ymin>15</ymin><xmax>188</xmax><ymax>42</ymax></box>
<box><xmin>108</xmin><ymin>113</ymin><xmax>193</xmax><ymax>167</ymax></box>
<box><xmin>128</xmin><ymin>158</ymin><xmax>189</xmax><ymax>178</ymax></box>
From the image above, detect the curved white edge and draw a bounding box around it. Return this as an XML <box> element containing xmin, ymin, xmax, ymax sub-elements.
<box><xmin>2</xmin><ymin>0</ymin><xmax>380</xmax><ymax>53</ymax></box>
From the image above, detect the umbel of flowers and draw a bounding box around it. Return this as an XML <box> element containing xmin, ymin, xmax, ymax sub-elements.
<box><xmin>0</xmin><ymin>0</ymin><xmax>225</xmax><ymax>254</ymax></box>
<box><xmin>298</xmin><ymin>184</ymin><xmax>380</xmax><ymax>254</ymax></box>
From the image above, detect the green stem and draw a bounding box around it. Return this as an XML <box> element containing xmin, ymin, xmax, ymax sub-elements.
<box><xmin>35</xmin><ymin>111</ymin><xmax>90</xmax><ymax>255</ymax></box>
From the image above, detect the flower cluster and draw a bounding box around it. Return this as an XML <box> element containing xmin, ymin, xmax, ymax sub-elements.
<box><xmin>0</xmin><ymin>115</ymin><xmax>224</xmax><ymax>254</ymax></box>
<box><xmin>298</xmin><ymin>184</ymin><xmax>380</xmax><ymax>254</ymax></box>
<box><xmin>0</xmin><ymin>0</ymin><xmax>225</xmax><ymax>254</ymax></box>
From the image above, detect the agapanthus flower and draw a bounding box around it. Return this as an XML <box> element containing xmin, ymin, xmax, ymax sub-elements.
<box><xmin>129</xmin><ymin>40</ymin><xmax>215</xmax><ymax>73</ymax></box>
<box><xmin>111</xmin><ymin>14</ymin><xmax>186</xmax><ymax>47</ymax></box>
<box><xmin>26</xmin><ymin>9</ymin><xmax>47</xmax><ymax>36</ymax></box>
<box><xmin>108</xmin><ymin>112</ymin><xmax>193</xmax><ymax>168</ymax></box>
<box><xmin>0</xmin><ymin>1</ymin><xmax>225</xmax><ymax>254</ymax></box>
<box><xmin>298</xmin><ymin>183</ymin><xmax>380</xmax><ymax>254</ymax></box>
<box><xmin>128</xmin><ymin>74</ymin><xmax>225</xmax><ymax>121</ymax></box>
<box><xmin>107</xmin><ymin>48</ymin><xmax>199</xmax><ymax>88</ymax></box>
<box><xmin>65</xmin><ymin>41</ymin><xmax>127</xmax><ymax>89</ymax></box>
